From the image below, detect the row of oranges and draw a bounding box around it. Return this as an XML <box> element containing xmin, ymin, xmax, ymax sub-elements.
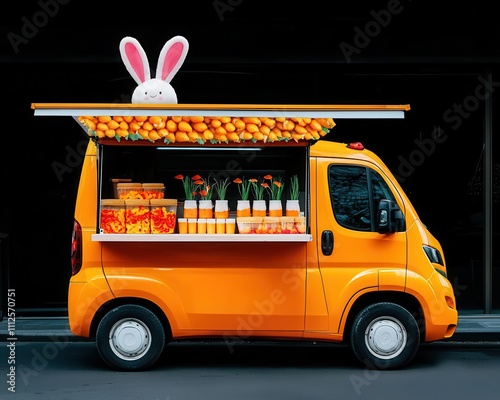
<box><xmin>77</xmin><ymin>115</ymin><xmax>335</xmax><ymax>143</ymax></box>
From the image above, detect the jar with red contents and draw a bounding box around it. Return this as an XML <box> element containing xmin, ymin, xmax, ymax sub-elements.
<box><xmin>100</xmin><ymin>199</ymin><xmax>126</xmax><ymax>233</ymax></box>
<box><xmin>150</xmin><ymin>199</ymin><xmax>177</xmax><ymax>234</ymax></box>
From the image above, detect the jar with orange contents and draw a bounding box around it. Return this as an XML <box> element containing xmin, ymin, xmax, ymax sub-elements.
<box><xmin>183</xmin><ymin>199</ymin><xmax>198</xmax><ymax>219</ymax></box>
<box><xmin>236</xmin><ymin>200</ymin><xmax>251</xmax><ymax>217</ymax></box>
<box><xmin>214</xmin><ymin>200</ymin><xmax>229</xmax><ymax>219</ymax></box>
<box><xmin>268</xmin><ymin>200</ymin><xmax>283</xmax><ymax>217</ymax></box>
<box><xmin>198</xmin><ymin>200</ymin><xmax>213</xmax><ymax>219</ymax></box>
<box><xmin>252</xmin><ymin>200</ymin><xmax>266</xmax><ymax>217</ymax></box>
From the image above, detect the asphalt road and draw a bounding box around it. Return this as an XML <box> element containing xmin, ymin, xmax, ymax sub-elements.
<box><xmin>2</xmin><ymin>341</ymin><xmax>500</xmax><ymax>400</ymax></box>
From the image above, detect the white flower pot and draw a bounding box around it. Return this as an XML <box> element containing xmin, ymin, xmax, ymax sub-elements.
<box><xmin>285</xmin><ymin>199</ymin><xmax>300</xmax><ymax>216</ymax></box>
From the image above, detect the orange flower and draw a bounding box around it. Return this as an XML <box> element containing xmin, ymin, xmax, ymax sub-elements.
<box><xmin>250</xmin><ymin>177</ymin><xmax>266</xmax><ymax>200</ymax></box>
<box><xmin>264</xmin><ymin>175</ymin><xmax>284</xmax><ymax>200</ymax></box>
<box><xmin>176</xmin><ymin>174</ymin><xmax>195</xmax><ymax>200</ymax></box>
<box><xmin>195</xmin><ymin>176</ymin><xmax>213</xmax><ymax>200</ymax></box>
<box><xmin>234</xmin><ymin>177</ymin><xmax>252</xmax><ymax>200</ymax></box>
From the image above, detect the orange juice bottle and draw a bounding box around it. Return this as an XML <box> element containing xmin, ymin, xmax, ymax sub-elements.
<box><xmin>206</xmin><ymin>219</ymin><xmax>216</xmax><ymax>234</ymax></box>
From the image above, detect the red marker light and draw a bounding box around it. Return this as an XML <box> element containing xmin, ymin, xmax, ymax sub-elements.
<box><xmin>348</xmin><ymin>142</ymin><xmax>364</xmax><ymax>150</ymax></box>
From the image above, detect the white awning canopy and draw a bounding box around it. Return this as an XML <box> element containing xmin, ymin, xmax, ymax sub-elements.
<box><xmin>32</xmin><ymin>103</ymin><xmax>410</xmax><ymax>119</ymax></box>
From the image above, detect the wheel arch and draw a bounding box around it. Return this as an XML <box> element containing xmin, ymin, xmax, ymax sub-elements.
<box><xmin>342</xmin><ymin>290</ymin><xmax>425</xmax><ymax>345</ymax></box>
<box><xmin>89</xmin><ymin>297</ymin><xmax>172</xmax><ymax>341</ymax></box>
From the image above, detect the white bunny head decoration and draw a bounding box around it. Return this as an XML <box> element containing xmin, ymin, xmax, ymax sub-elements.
<box><xmin>119</xmin><ymin>35</ymin><xmax>189</xmax><ymax>104</ymax></box>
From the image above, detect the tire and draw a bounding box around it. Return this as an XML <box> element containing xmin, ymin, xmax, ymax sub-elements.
<box><xmin>96</xmin><ymin>304</ymin><xmax>166</xmax><ymax>371</ymax></box>
<box><xmin>350</xmin><ymin>302</ymin><xmax>420</xmax><ymax>370</ymax></box>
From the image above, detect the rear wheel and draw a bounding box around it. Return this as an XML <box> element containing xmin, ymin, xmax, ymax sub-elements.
<box><xmin>350</xmin><ymin>302</ymin><xmax>420</xmax><ymax>370</ymax></box>
<box><xmin>96</xmin><ymin>304</ymin><xmax>166</xmax><ymax>371</ymax></box>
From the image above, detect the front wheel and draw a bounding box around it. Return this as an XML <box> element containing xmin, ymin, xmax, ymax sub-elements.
<box><xmin>96</xmin><ymin>304</ymin><xmax>166</xmax><ymax>371</ymax></box>
<box><xmin>350</xmin><ymin>302</ymin><xmax>420</xmax><ymax>370</ymax></box>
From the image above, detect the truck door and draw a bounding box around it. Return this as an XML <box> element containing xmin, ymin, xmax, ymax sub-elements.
<box><xmin>315</xmin><ymin>158</ymin><xmax>407</xmax><ymax>333</ymax></box>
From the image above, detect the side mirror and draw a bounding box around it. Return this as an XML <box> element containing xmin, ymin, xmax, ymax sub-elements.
<box><xmin>377</xmin><ymin>199</ymin><xmax>404</xmax><ymax>234</ymax></box>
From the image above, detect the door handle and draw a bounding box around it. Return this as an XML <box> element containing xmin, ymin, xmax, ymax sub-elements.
<box><xmin>321</xmin><ymin>230</ymin><xmax>334</xmax><ymax>255</ymax></box>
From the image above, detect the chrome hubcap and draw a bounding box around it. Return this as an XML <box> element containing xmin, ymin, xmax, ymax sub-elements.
<box><xmin>109</xmin><ymin>318</ymin><xmax>151</xmax><ymax>361</ymax></box>
<box><xmin>365</xmin><ymin>316</ymin><xmax>407</xmax><ymax>359</ymax></box>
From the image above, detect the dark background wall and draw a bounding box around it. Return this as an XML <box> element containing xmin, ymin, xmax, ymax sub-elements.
<box><xmin>1</xmin><ymin>0</ymin><xmax>498</xmax><ymax>310</ymax></box>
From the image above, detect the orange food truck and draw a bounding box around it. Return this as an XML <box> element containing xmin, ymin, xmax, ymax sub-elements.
<box><xmin>32</xmin><ymin>103</ymin><xmax>458</xmax><ymax>371</ymax></box>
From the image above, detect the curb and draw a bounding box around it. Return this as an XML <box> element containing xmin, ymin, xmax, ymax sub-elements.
<box><xmin>2</xmin><ymin>316</ymin><xmax>500</xmax><ymax>344</ymax></box>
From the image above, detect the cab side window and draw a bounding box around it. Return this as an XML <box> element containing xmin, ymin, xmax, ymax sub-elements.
<box><xmin>328</xmin><ymin>165</ymin><xmax>398</xmax><ymax>232</ymax></box>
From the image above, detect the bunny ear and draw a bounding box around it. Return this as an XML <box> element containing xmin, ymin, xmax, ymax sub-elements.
<box><xmin>156</xmin><ymin>36</ymin><xmax>189</xmax><ymax>83</ymax></box>
<box><xmin>119</xmin><ymin>36</ymin><xmax>151</xmax><ymax>85</ymax></box>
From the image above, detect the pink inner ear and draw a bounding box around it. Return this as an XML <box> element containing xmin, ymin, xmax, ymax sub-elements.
<box><xmin>161</xmin><ymin>42</ymin><xmax>184</xmax><ymax>81</ymax></box>
<box><xmin>125</xmin><ymin>42</ymin><xmax>146</xmax><ymax>83</ymax></box>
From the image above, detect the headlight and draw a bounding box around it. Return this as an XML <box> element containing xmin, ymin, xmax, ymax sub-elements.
<box><xmin>423</xmin><ymin>245</ymin><xmax>444</xmax><ymax>266</ymax></box>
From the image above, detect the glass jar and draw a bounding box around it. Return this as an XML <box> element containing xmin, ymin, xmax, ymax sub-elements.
<box><xmin>183</xmin><ymin>199</ymin><xmax>198</xmax><ymax>219</ymax></box>
<box><xmin>285</xmin><ymin>199</ymin><xmax>300</xmax><ymax>217</ymax></box>
<box><xmin>125</xmin><ymin>199</ymin><xmax>151</xmax><ymax>233</ymax></box>
<box><xmin>116</xmin><ymin>183</ymin><xmax>143</xmax><ymax>199</ymax></box>
<box><xmin>142</xmin><ymin>183</ymin><xmax>165</xmax><ymax>199</ymax></box>
<box><xmin>100</xmin><ymin>199</ymin><xmax>126</xmax><ymax>233</ymax></box>
<box><xmin>150</xmin><ymin>199</ymin><xmax>177</xmax><ymax>234</ymax></box>
<box><xmin>214</xmin><ymin>199</ymin><xmax>229</xmax><ymax>219</ymax></box>
<box><xmin>236</xmin><ymin>199</ymin><xmax>251</xmax><ymax>217</ymax></box>
<box><xmin>268</xmin><ymin>200</ymin><xmax>283</xmax><ymax>217</ymax></box>
<box><xmin>252</xmin><ymin>200</ymin><xmax>267</xmax><ymax>217</ymax></box>
<box><xmin>198</xmin><ymin>199</ymin><xmax>213</xmax><ymax>219</ymax></box>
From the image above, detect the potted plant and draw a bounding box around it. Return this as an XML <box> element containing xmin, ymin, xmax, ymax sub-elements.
<box><xmin>286</xmin><ymin>174</ymin><xmax>300</xmax><ymax>216</ymax></box>
<box><xmin>250</xmin><ymin>177</ymin><xmax>267</xmax><ymax>217</ymax></box>
<box><xmin>213</xmin><ymin>177</ymin><xmax>231</xmax><ymax>219</ymax></box>
<box><xmin>175</xmin><ymin>174</ymin><xmax>199</xmax><ymax>218</ymax></box>
<box><xmin>194</xmin><ymin>175</ymin><xmax>214</xmax><ymax>219</ymax></box>
<box><xmin>264</xmin><ymin>174</ymin><xmax>284</xmax><ymax>217</ymax></box>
